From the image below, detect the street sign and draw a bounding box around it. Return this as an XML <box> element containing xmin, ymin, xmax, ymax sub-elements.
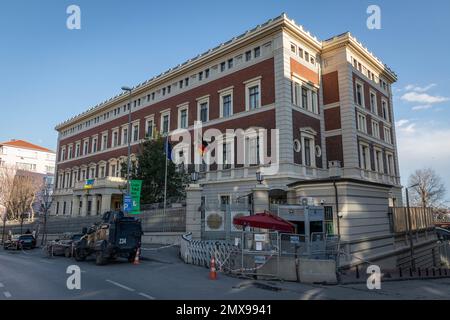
<box><xmin>130</xmin><ymin>180</ymin><xmax>142</xmax><ymax>214</ymax></box>
<box><xmin>123</xmin><ymin>195</ymin><xmax>132</xmax><ymax>213</ymax></box>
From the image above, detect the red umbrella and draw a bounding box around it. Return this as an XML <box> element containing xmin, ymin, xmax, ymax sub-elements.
<box><xmin>233</xmin><ymin>212</ymin><xmax>295</xmax><ymax>233</ymax></box>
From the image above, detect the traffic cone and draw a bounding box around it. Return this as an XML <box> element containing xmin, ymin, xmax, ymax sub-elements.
<box><xmin>209</xmin><ymin>256</ymin><xmax>217</xmax><ymax>280</ymax></box>
<box><xmin>133</xmin><ymin>247</ymin><xmax>140</xmax><ymax>265</ymax></box>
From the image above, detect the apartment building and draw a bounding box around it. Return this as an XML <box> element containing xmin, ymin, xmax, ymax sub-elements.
<box><xmin>0</xmin><ymin>139</ymin><xmax>56</xmax><ymax>175</ymax></box>
<box><xmin>52</xmin><ymin>13</ymin><xmax>402</xmax><ymax>218</ymax></box>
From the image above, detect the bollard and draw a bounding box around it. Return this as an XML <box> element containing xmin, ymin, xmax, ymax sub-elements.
<box><xmin>399</xmin><ymin>267</ymin><xmax>403</xmax><ymax>278</ymax></box>
<box><xmin>418</xmin><ymin>268</ymin><xmax>421</xmax><ymax>277</ymax></box>
<box><xmin>409</xmin><ymin>268</ymin><xmax>413</xmax><ymax>277</ymax></box>
<box><xmin>432</xmin><ymin>268</ymin><xmax>436</xmax><ymax>277</ymax></box>
<box><xmin>426</xmin><ymin>268</ymin><xmax>429</xmax><ymax>277</ymax></box>
<box><xmin>355</xmin><ymin>265</ymin><xmax>360</xmax><ymax>279</ymax></box>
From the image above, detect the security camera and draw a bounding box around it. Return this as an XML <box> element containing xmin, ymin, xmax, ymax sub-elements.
<box><xmin>320</xmin><ymin>199</ymin><xmax>325</xmax><ymax>205</ymax></box>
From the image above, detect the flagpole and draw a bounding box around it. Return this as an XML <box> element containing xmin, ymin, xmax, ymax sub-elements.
<box><xmin>163</xmin><ymin>136</ymin><xmax>169</xmax><ymax>231</ymax></box>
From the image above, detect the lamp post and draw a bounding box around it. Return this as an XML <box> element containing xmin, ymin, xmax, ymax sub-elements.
<box><xmin>406</xmin><ymin>183</ymin><xmax>419</xmax><ymax>270</ymax></box>
<box><xmin>190</xmin><ymin>171</ymin><xmax>199</xmax><ymax>185</ymax></box>
<box><xmin>121</xmin><ymin>86</ymin><xmax>133</xmax><ymax>197</ymax></box>
<box><xmin>256</xmin><ymin>170</ymin><xmax>264</xmax><ymax>184</ymax></box>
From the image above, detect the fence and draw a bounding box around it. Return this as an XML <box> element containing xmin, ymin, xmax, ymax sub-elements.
<box><xmin>391</xmin><ymin>207</ymin><xmax>434</xmax><ymax>233</ymax></box>
<box><xmin>2</xmin><ymin>206</ymin><xmax>186</xmax><ymax>240</ymax></box>
<box><xmin>439</xmin><ymin>241</ymin><xmax>450</xmax><ymax>267</ymax></box>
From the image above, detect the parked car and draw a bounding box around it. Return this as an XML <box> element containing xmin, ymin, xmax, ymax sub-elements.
<box><xmin>48</xmin><ymin>233</ymin><xmax>84</xmax><ymax>257</ymax></box>
<box><xmin>3</xmin><ymin>234</ymin><xmax>36</xmax><ymax>250</ymax></box>
<box><xmin>436</xmin><ymin>227</ymin><xmax>450</xmax><ymax>241</ymax></box>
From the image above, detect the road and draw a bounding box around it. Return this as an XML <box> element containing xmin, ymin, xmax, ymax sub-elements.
<box><xmin>1</xmin><ymin>246</ymin><xmax>450</xmax><ymax>300</ymax></box>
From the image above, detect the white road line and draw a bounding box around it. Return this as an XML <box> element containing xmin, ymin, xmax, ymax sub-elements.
<box><xmin>39</xmin><ymin>259</ymin><xmax>54</xmax><ymax>264</ymax></box>
<box><xmin>3</xmin><ymin>292</ymin><xmax>11</xmax><ymax>298</ymax></box>
<box><xmin>139</xmin><ymin>292</ymin><xmax>156</xmax><ymax>300</ymax></box>
<box><xmin>105</xmin><ymin>279</ymin><xmax>135</xmax><ymax>292</ymax></box>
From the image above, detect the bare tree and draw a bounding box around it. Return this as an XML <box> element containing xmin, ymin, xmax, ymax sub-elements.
<box><xmin>408</xmin><ymin>168</ymin><xmax>446</xmax><ymax>208</ymax></box>
<box><xmin>0</xmin><ymin>166</ymin><xmax>16</xmax><ymax>243</ymax></box>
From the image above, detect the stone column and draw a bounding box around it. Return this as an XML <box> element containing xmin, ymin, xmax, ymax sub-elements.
<box><xmin>81</xmin><ymin>194</ymin><xmax>88</xmax><ymax>216</ymax></box>
<box><xmin>72</xmin><ymin>196</ymin><xmax>80</xmax><ymax>216</ymax></box>
<box><xmin>252</xmin><ymin>184</ymin><xmax>269</xmax><ymax>213</ymax></box>
<box><xmin>185</xmin><ymin>184</ymin><xmax>203</xmax><ymax>240</ymax></box>
<box><xmin>91</xmin><ymin>195</ymin><xmax>98</xmax><ymax>216</ymax></box>
<box><xmin>101</xmin><ymin>194</ymin><xmax>112</xmax><ymax>215</ymax></box>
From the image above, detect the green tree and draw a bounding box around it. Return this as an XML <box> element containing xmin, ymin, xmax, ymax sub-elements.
<box><xmin>121</xmin><ymin>136</ymin><xmax>188</xmax><ymax>204</ymax></box>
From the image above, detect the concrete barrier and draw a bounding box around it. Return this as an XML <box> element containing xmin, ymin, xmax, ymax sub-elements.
<box><xmin>298</xmin><ymin>258</ymin><xmax>337</xmax><ymax>284</ymax></box>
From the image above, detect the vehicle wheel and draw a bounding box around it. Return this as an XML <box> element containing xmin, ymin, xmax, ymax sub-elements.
<box><xmin>74</xmin><ymin>249</ymin><xmax>86</xmax><ymax>262</ymax></box>
<box><xmin>64</xmin><ymin>248</ymin><xmax>72</xmax><ymax>258</ymax></box>
<box><xmin>95</xmin><ymin>251</ymin><xmax>106</xmax><ymax>266</ymax></box>
<box><xmin>128</xmin><ymin>251</ymin><xmax>136</xmax><ymax>263</ymax></box>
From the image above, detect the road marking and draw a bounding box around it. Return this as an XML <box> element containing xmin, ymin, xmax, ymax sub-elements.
<box><xmin>105</xmin><ymin>279</ymin><xmax>135</xmax><ymax>292</ymax></box>
<box><xmin>138</xmin><ymin>292</ymin><xmax>156</xmax><ymax>300</ymax></box>
<box><xmin>3</xmin><ymin>292</ymin><xmax>11</xmax><ymax>298</ymax></box>
<box><xmin>39</xmin><ymin>259</ymin><xmax>54</xmax><ymax>264</ymax></box>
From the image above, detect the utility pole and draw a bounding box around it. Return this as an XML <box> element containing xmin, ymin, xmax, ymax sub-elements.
<box><xmin>121</xmin><ymin>86</ymin><xmax>133</xmax><ymax>197</ymax></box>
<box><xmin>406</xmin><ymin>183</ymin><xmax>419</xmax><ymax>270</ymax></box>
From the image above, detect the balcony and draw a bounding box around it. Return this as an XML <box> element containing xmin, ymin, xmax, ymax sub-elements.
<box><xmin>74</xmin><ymin>176</ymin><xmax>127</xmax><ymax>191</ymax></box>
<box><xmin>360</xmin><ymin>169</ymin><xmax>400</xmax><ymax>186</ymax></box>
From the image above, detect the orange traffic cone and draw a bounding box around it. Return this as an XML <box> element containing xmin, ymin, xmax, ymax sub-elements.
<box><xmin>133</xmin><ymin>247</ymin><xmax>140</xmax><ymax>265</ymax></box>
<box><xmin>209</xmin><ymin>256</ymin><xmax>217</xmax><ymax>280</ymax></box>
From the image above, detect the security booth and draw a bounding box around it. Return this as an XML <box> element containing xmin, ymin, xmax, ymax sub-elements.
<box><xmin>276</xmin><ymin>205</ymin><xmax>325</xmax><ymax>237</ymax></box>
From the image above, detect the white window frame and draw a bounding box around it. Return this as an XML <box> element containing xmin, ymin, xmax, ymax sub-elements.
<box><xmin>359</xmin><ymin>142</ymin><xmax>371</xmax><ymax>170</ymax></box>
<box><xmin>83</xmin><ymin>139</ymin><xmax>89</xmax><ymax>156</ymax></box>
<box><xmin>373</xmin><ymin>147</ymin><xmax>384</xmax><ymax>173</ymax></box>
<box><xmin>67</xmin><ymin>145</ymin><xmax>73</xmax><ymax>160</ymax></box>
<box><xmin>386</xmin><ymin>152</ymin><xmax>395</xmax><ymax>176</ymax></box>
<box><xmin>355</xmin><ymin>80</ymin><xmax>365</xmax><ymax>107</ymax></box>
<box><xmin>145</xmin><ymin>115</ymin><xmax>155</xmax><ymax>139</ymax></box>
<box><xmin>369</xmin><ymin>90</ymin><xmax>377</xmax><ymax>115</ymax></box>
<box><xmin>160</xmin><ymin>109</ymin><xmax>171</xmax><ymax>135</ymax></box>
<box><xmin>384</xmin><ymin>126</ymin><xmax>392</xmax><ymax>144</ymax></box>
<box><xmin>111</xmin><ymin>129</ymin><xmax>119</xmax><ymax>148</ymax></box>
<box><xmin>217</xmin><ymin>134</ymin><xmax>234</xmax><ymax>170</ymax></box>
<box><xmin>244</xmin><ymin>128</ymin><xmax>264</xmax><ymax>167</ymax></box>
<box><xmin>75</xmin><ymin>142</ymin><xmax>81</xmax><ymax>158</ymax></box>
<box><xmin>357</xmin><ymin>113</ymin><xmax>367</xmax><ymax>133</ymax></box>
<box><xmin>132</xmin><ymin>121</ymin><xmax>140</xmax><ymax>142</ymax></box>
<box><xmin>101</xmin><ymin>132</ymin><xmax>108</xmax><ymax>151</ymax></box>
<box><xmin>372</xmin><ymin>120</ymin><xmax>380</xmax><ymax>139</ymax></box>
<box><xmin>197</xmin><ymin>96</ymin><xmax>210</xmax><ymax>123</ymax></box>
<box><xmin>381</xmin><ymin>98</ymin><xmax>389</xmax><ymax>122</ymax></box>
<box><xmin>177</xmin><ymin>103</ymin><xmax>189</xmax><ymax>129</ymax></box>
<box><xmin>244</xmin><ymin>78</ymin><xmax>261</xmax><ymax>111</ymax></box>
<box><xmin>300</xmin><ymin>128</ymin><xmax>317</xmax><ymax>168</ymax></box>
<box><xmin>121</xmin><ymin>125</ymin><xmax>129</xmax><ymax>146</ymax></box>
<box><xmin>219</xmin><ymin>87</ymin><xmax>234</xmax><ymax>118</ymax></box>
<box><xmin>91</xmin><ymin>135</ymin><xmax>98</xmax><ymax>154</ymax></box>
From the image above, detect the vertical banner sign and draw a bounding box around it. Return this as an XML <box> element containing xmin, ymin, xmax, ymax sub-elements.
<box><xmin>130</xmin><ymin>180</ymin><xmax>143</xmax><ymax>214</ymax></box>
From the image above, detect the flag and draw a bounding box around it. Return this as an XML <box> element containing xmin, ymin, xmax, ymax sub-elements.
<box><xmin>165</xmin><ymin>137</ymin><xmax>173</xmax><ymax>161</ymax></box>
<box><xmin>84</xmin><ymin>179</ymin><xmax>95</xmax><ymax>189</ymax></box>
<box><xmin>198</xmin><ymin>140</ymin><xmax>208</xmax><ymax>157</ymax></box>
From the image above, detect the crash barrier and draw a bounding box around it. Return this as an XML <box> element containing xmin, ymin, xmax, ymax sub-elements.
<box><xmin>3</xmin><ymin>206</ymin><xmax>186</xmax><ymax>239</ymax></box>
<box><xmin>181</xmin><ymin>231</ymin><xmax>340</xmax><ymax>282</ymax></box>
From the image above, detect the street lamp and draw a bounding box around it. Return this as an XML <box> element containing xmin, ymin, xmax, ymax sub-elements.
<box><xmin>121</xmin><ymin>86</ymin><xmax>133</xmax><ymax>197</ymax></box>
<box><xmin>256</xmin><ymin>170</ymin><xmax>264</xmax><ymax>184</ymax></box>
<box><xmin>405</xmin><ymin>183</ymin><xmax>419</xmax><ymax>270</ymax></box>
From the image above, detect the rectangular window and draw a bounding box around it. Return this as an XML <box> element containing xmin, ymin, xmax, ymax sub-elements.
<box><xmin>384</xmin><ymin>127</ymin><xmax>392</xmax><ymax>144</ymax></box>
<box><xmin>304</xmin><ymin>138</ymin><xmax>311</xmax><ymax>167</ymax></box>
<box><xmin>75</xmin><ymin>144</ymin><xmax>80</xmax><ymax>157</ymax></box>
<box><xmin>301</xmin><ymin>87</ymin><xmax>308</xmax><ymax>110</ymax></box>
<box><xmin>248</xmin><ymin>85</ymin><xmax>260</xmax><ymax>110</ymax></box>
<box><xmin>198</xmin><ymin>71</ymin><xmax>203</xmax><ymax>81</ymax></box>
<box><xmin>372</xmin><ymin>120</ymin><xmax>380</xmax><ymax>139</ymax></box>
<box><xmin>122</xmin><ymin>128</ymin><xmax>128</xmax><ymax>145</ymax></box>
<box><xmin>370</xmin><ymin>92</ymin><xmax>377</xmax><ymax>114</ymax></box>
<box><xmin>386</xmin><ymin>153</ymin><xmax>395</xmax><ymax>175</ymax></box>
<box><xmin>246</xmin><ymin>136</ymin><xmax>260</xmax><ymax>166</ymax></box>
<box><xmin>298</xmin><ymin>48</ymin><xmax>304</xmax><ymax>59</ymax></box>
<box><xmin>146</xmin><ymin>119</ymin><xmax>154</xmax><ymax>138</ymax></box>
<box><xmin>220</xmin><ymin>62</ymin><xmax>226</xmax><ymax>72</ymax></box>
<box><xmin>179</xmin><ymin>80</ymin><xmax>183</xmax><ymax>88</ymax></box>
<box><xmin>222</xmin><ymin>142</ymin><xmax>232</xmax><ymax>170</ymax></box>
<box><xmin>305</xmin><ymin>51</ymin><xmax>309</xmax><ymax>62</ymax></box>
<box><xmin>162</xmin><ymin>88</ymin><xmax>166</xmax><ymax>96</ymax></box>
<box><xmin>356</xmin><ymin>82</ymin><xmax>363</xmax><ymax>106</ymax></box>
<box><xmin>205</xmin><ymin>69</ymin><xmax>209</xmax><ymax>78</ymax></box>
<box><xmin>245</xmin><ymin>51</ymin><xmax>251</xmax><ymax>61</ymax></box>
<box><xmin>290</xmin><ymin>43</ymin><xmax>296</xmax><ymax>53</ymax></box>
<box><xmin>254</xmin><ymin>47</ymin><xmax>260</xmax><ymax>58</ymax></box>
<box><xmin>92</xmin><ymin>138</ymin><xmax>97</xmax><ymax>153</ymax></box>
<box><xmin>359</xmin><ymin>144</ymin><xmax>370</xmax><ymax>170</ymax></box>
<box><xmin>311</xmin><ymin>91</ymin><xmax>318</xmax><ymax>114</ymax></box>
<box><xmin>133</xmin><ymin>124</ymin><xmax>139</xmax><ymax>142</ymax></box>
<box><xmin>113</xmin><ymin>131</ymin><xmax>118</xmax><ymax>147</ymax></box>
<box><xmin>357</xmin><ymin>113</ymin><xmax>367</xmax><ymax>133</ymax></box>
<box><xmin>179</xmin><ymin>109</ymin><xmax>188</xmax><ymax>129</ymax></box>
<box><xmin>222</xmin><ymin>94</ymin><xmax>232</xmax><ymax>118</ymax></box>
<box><xmin>162</xmin><ymin>114</ymin><xmax>169</xmax><ymax>134</ymax></box>
<box><xmin>227</xmin><ymin>58</ymin><xmax>233</xmax><ymax>69</ymax></box>
<box><xmin>375</xmin><ymin>149</ymin><xmax>383</xmax><ymax>173</ymax></box>
<box><xmin>200</xmin><ymin>102</ymin><xmax>208</xmax><ymax>122</ymax></box>
<box><xmin>83</xmin><ymin>141</ymin><xmax>89</xmax><ymax>155</ymax></box>
<box><xmin>102</xmin><ymin>134</ymin><xmax>108</xmax><ymax>151</ymax></box>
<box><xmin>185</xmin><ymin>77</ymin><xmax>189</xmax><ymax>86</ymax></box>
<box><xmin>382</xmin><ymin>100</ymin><xmax>389</xmax><ymax>121</ymax></box>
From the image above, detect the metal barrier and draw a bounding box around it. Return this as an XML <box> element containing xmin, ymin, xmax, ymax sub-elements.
<box><xmin>439</xmin><ymin>241</ymin><xmax>450</xmax><ymax>267</ymax></box>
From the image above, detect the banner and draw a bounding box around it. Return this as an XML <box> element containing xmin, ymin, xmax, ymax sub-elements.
<box><xmin>130</xmin><ymin>180</ymin><xmax>143</xmax><ymax>214</ymax></box>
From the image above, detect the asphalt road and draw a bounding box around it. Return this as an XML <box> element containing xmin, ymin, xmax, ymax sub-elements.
<box><xmin>1</xmin><ymin>246</ymin><xmax>450</xmax><ymax>300</ymax></box>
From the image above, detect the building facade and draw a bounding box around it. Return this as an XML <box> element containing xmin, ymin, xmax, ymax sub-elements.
<box><xmin>0</xmin><ymin>139</ymin><xmax>56</xmax><ymax>175</ymax></box>
<box><xmin>52</xmin><ymin>14</ymin><xmax>402</xmax><ymax>218</ymax></box>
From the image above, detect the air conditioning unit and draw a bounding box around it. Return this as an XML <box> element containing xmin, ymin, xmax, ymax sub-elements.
<box><xmin>328</xmin><ymin>160</ymin><xmax>342</xmax><ymax>178</ymax></box>
<box><xmin>299</xmin><ymin>197</ymin><xmax>316</xmax><ymax>206</ymax></box>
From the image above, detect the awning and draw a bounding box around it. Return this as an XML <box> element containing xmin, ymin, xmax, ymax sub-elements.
<box><xmin>233</xmin><ymin>212</ymin><xmax>295</xmax><ymax>233</ymax></box>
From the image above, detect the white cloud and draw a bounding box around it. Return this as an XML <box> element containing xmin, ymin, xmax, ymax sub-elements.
<box><xmin>412</xmin><ymin>104</ymin><xmax>432</xmax><ymax>111</ymax></box>
<box><xmin>395</xmin><ymin>119</ymin><xmax>410</xmax><ymax>127</ymax></box>
<box><xmin>397</xmin><ymin>123</ymin><xmax>450</xmax><ymax>201</ymax></box>
<box><xmin>396</xmin><ymin>119</ymin><xmax>416</xmax><ymax>133</ymax></box>
<box><xmin>401</xmin><ymin>92</ymin><xmax>449</xmax><ymax>104</ymax></box>
<box><xmin>404</xmin><ymin>83</ymin><xmax>436</xmax><ymax>92</ymax></box>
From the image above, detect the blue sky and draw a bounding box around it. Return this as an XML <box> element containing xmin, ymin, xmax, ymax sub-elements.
<box><xmin>1</xmin><ymin>0</ymin><xmax>449</xmax><ymax>202</ymax></box>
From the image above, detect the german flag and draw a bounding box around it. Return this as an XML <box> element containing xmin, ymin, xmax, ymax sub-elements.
<box><xmin>198</xmin><ymin>140</ymin><xmax>208</xmax><ymax>156</ymax></box>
